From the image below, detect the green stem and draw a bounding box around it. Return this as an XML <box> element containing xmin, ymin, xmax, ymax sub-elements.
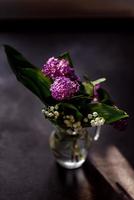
<box><xmin>72</xmin><ymin>138</ymin><xmax>79</xmax><ymax>162</ymax></box>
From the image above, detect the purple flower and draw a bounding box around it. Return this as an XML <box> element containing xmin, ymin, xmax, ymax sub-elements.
<box><xmin>42</xmin><ymin>57</ymin><xmax>79</xmax><ymax>80</ymax></box>
<box><xmin>93</xmin><ymin>84</ymin><xmax>100</xmax><ymax>102</ymax></box>
<box><xmin>50</xmin><ymin>77</ymin><xmax>80</xmax><ymax>101</ymax></box>
<box><xmin>42</xmin><ymin>57</ymin><xmax>59</xmax><ymax>79</ymax></box>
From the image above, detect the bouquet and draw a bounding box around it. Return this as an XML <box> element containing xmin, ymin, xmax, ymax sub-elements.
<box><xmin>4</xmin><ymin>45</ymin><xmax>129</xmax><ymax>169</ymax></box>
<box><xmin>4</xmin><ymin>45</ymin><xmax>128</xmax><ymax>133</ymax></box>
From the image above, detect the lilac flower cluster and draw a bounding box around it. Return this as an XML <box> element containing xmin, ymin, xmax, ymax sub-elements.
<box><xmin>42</xmin><ymin>57</ymin><xmax>79</xmax><ymax>81</ymax></box>
<box><xmin>50</xmin><ymin>77</ymin><xmax>79</xmax><ymax>101</ymax></box>
<box><xmin>42</xmin><ymin>57</ymin><xmax>80</xmax><ymax>100</ymax></box>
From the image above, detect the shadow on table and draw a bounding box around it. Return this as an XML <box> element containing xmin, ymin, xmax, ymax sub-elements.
<box><xmin>39</xmin><ymin>160</ymin><xmax>122</xmax><ymax>200</ymax></box>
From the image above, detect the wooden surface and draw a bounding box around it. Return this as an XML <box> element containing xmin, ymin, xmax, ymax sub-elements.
<box><xmin>0</xmin><ymin>19</ymin><xmax>133</xmax><ymax>200</ymax></box>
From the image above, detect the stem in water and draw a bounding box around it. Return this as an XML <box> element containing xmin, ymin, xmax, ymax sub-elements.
<box><xmin>94</xmin><ymin>126</ymin><xmax>101</xmax><ymax>141</ymax></box>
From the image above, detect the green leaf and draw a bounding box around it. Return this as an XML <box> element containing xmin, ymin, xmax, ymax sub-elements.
<box><xmin>92</xmin><ymin>77</ymin><xmax>106</xmax><ymax>85</ymax></box>
<box><xmin>89</xmin><ymin>103</ymin><xmax>129</xmax><ymax>124</ymax></box>
<box><xmin>97</xmin><ymin>88</ymin><xmax>114</xmax><ymax>106</ymax></box>
<box><xmin>19</xmin><ymin>68</ymin><xmax>52</xmax><ymax>104</ymax></box>
<box><xmin>58</xmin><ymin>52</ymin><xmax>73</xmax><ymax>67</ymax></box>
<box><xmin>69</xmin><ymin>95</ymin><xmax>91</xmax><ymax>109</ymax></box>
<box><xmin>4</xmin><ymin>45</ymin><xmax>53</xmax><ymax>104</ymax></box>
<box><xmin>58</xmin><ymin>102</ymin><xmax>83</xmax><ymax>120</ymax></box>
<box><xmin>82</xmin><ymin>81</ymin><xmax>94</xmax><ymax>97</ymax></box>
<box><xmin>70</xmin><ymin>94</ymin><xmax>90</xmax><ymax>100</ymax></box>
<box><xmin>4</xmin><ymin>45</ymin><xmax>36</xmax><ymax>74</ymax></box>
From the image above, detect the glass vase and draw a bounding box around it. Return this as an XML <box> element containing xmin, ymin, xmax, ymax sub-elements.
<box><xmin>49</xmin><ymin>126</ymin><xmax>101</xmax><ymax>169</ymax></box>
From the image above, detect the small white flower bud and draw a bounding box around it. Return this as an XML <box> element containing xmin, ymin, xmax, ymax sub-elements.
<box><xmin>94</xmin><ymin>121</ymin><xmax>98</xmax><ymax>126</ymax></box>
<box><xmin>91</xmin><ymin>122</ymin><xmax>96</xmax><ymax>127</ymax></box>
<box><xmin>43</xmin><ymin>110</ymin><xmax>49</xmax><ymax>115</ymax></box>
<box><xmin>65</xmin><ymin>115</ymin><xmax>75</xmax><ymax>122</ymax></box>
<box><xmin>90</xmin><ymin>119</ymin><xmax>95</xmax><ymax>124</ymax></box>
<box><xmin>66</xmin><ymin>115</ymin><xmax>70</xmax><ymax>119</ymax></box>
<box><xmin>69</xmin><ymin>115</ymin><xmax>75</xmax><ymax>122</ymax></box>
<box><xmin>73</xmin><ymin>123</ymin><xmax>78</xmax><ymax>128</ymax></box>
<box><xmin>44</xmin><ymin>111</ymin><xmax>49</xmax><ymax>115</ymax></box>
<box><xmin>54</xmin><ymin>105</ymin><xmax>59</xmax><ymax>110</ymax></box>
<box><xmin>49</xmin><ymin>106</ymin><xmax>54</xmax><ymax>111</ymax></box>
<box><xmin>93</xmin><ymin>112</ymin><xmax>98</xmax><ymax>117</ymax></box>
<box><xmin>88</xmin><ymin>114</ymin><xmax>92</xmax><ymax>119</ymax></box>
<box><xmin>96</xmin><ymin>121</ymin><xmax>102</xmax><ymax>126</ymax></box>
<box><xmin>42</xmin><ymin>109</ymin><xmax>45</xmax><ymax>114</ymax></box>
<box><xmin>95</xmin><ymin>117</ymin><xmax>100</xmax><ymax>122</ymax></box>
<box><xmin>90</xmin><ymin>119</ymin><xmax>96</xmax><ymax>127</ymax></box>
<box><xmin>64</xmin><ymin>120</ymin><xmax>72</xmax><ymax>127</ymax></box>
<box><xmin>68</xmin><ymin>123</ymin><xmax>72</xmax><ymax>128</ymax></box>
<box><xmin>100</xmin><ymin>118</ymin><xmax>105</xmax><ymax>125</ymax></box>
<box><xmin>54</xmin><ymin>111</ymin><xmax>59</xmax><ymax>117</ymax></box>
<box><xmin>76</xmin><ymin>121</ymin><xmax>81</xmax><ymax>127</ymax></box>
<box><xmin>83</xmin><ymin>118</ymin><xmax>88</xmax><ymax>123</ymax></box>
<box><xmin>64</xmin><ymin>120</ymin><xmax>69</xmax><ymax>124</ymax></box>
<box><xmin>70</xmin><ymin>119</ymin><xmax>75</xmax><ymax>123</ymax></box>
<box><xmin>48</xmin><ymin>113</ymin><xmax>54</xmax><ymax>117</ymax></box>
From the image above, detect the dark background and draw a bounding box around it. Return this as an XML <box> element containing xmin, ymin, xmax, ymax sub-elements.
<box><xmin>0</xmin><ymin>1</ymin><xmax>134</xmax><ymax>199</ymax></box>
<box><xmin>1</xmin><ymin>0</ymin><xmax>134</xmax><ymax>18</ymax></box>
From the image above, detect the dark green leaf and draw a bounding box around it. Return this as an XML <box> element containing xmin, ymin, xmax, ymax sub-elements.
<box><xmin>58</xmin><ymin>52</ymin><xmax>73</xmax><ymax>67</ymax></box>
<box><xmin>69</xmin><ymin>95</ymin><xmax>91</xmax><ymax>109</ymax></box>
<box><xmin>82</xmin><ymin>81</ymin><xmax>94</xmax><ymax>97</ymax></box>
<box><xmin>70</xmin><ymin>94</ymin><xmax>90</xmax><ymax>100</ymax></box>
<box><xmin>4</xmin><ymin>45</ymin><xmax>36</xmax><ymax>74</ymax></box>
<box><xmin>58</xmin><ymin>102</ymin><xmax>83</xmax><ymax>120</ymax></box>
<box><xmin>4</xmin><ymin>45</ymin><xmax>53</xmax><ymax>104</ymax></box>
<box><xmin>19</xmin><ymin>68</ymin><xmax>52</xmax><ymax>104</ymax></box>
<box><xmin>97</xmin><ymin>88</ymin><xmax>114</xmax><ymax>106</ymax></box>
<box><xmin>89</xmin><ymin>103</ymin><xmax>129</xmax><ymax>124</ymax></box>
